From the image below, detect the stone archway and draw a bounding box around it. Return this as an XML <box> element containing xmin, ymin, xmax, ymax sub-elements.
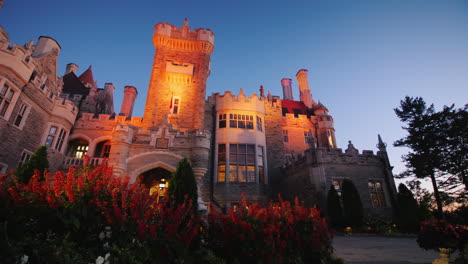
<box><xmin>139</xmin><ymin>167</ymin><xmax>173</xmax><ymax>198</ymax></box>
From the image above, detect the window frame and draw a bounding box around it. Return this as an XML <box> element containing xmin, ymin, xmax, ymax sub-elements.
<box><xmin>13</xmin><ymin>102</ymin><xmax>31</xmax><ymax>129</ymax></box>
<box><xmin>368</xmin><ymin>180</ymin><xmax>387</xmax><ymax>208</ymax></box>
<box><xmin>0</xmin><ymin>81</ymin><xmax>19</xmax><ymax>120</ymax></box>
<box><xmin>17</xmin><ymin>149</ymin><xmax>33</xmax><ymax>168</ymax></box>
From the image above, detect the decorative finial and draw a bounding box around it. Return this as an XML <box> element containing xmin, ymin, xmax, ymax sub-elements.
<box><xmin>376</xmin><ymin>134</ymin><xmax>387</xmax><ymax>150</ymax></box>
<box><xmin>184</xmin><ymin>18</ymin><xmax>189</xmax><ymax>26</ymax></box>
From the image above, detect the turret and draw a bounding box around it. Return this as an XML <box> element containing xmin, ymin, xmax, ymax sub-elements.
<box><xmin>120</xmin><ymin>85</ymin><xmax>138</xmax><ymax>117</ymax></box>
<box><xmin>281</xmin><ymin>78</ymin><xmax>294</xmax><ymax>100</ymax></box>
<box><xmin>296</xmin><ymin>69</ymin><xmax>314</xmax><ymax>108</ymax></box>
<box><xmin>32</xmin><ymin>36</ymin><xmax>61</xmax><ymax>57</ymax></box>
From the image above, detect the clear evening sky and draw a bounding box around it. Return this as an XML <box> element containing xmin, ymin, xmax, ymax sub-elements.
<box><xmin>1</xmin><ymin>0</ymin><xmax>467</xmax><ymax>185</ymax></box>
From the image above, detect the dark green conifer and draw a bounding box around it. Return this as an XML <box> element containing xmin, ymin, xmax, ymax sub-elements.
<box><xmin>326</xmin><ymin>185</ymin><xmax>345</xmax><ymax>228</ymax></box>
<box><xmin>341</xmin><ymin>179</ymin><xmax>364</xmax><ymax>228</ymax></box>
<box><xmin>15</xmin><ymin>145</ymin><xmax>49</xmax><ymax>183</ymax></box>
<box><xmin>397</xmin><ymin>183</ymin><xmax>420</xmax><ymax>233</ymax></box>
<box><xmin>167</xmin><ymin>158</ymin><xmax>198</xmax><ymax>211</ymax></box>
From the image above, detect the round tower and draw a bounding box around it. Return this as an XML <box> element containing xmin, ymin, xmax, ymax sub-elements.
<box><xmin>142</xmin><ymin>19</ymin><xmax>215</xmax><ymax>130</ymax></box>
<box><xmin>296</xmin><ymin>69</ymin><xmax>315</xmax><ymax>108</ymax></box>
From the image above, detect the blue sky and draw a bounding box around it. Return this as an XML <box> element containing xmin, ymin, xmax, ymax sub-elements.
<box><xmin>1</xmin><ymin>0</ymin><xmax>467</xmax><ymax>183</ymax></box>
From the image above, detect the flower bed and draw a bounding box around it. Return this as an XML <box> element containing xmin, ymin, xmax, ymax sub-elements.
<box><xmin>0</xmin><ymin>165</ymin><xmax>333</xmax><ymax>263</ymax></box>
<box><xmin>417</xmin><ymin>219</ymin><xmax>462</xmax><ymax>250</ymax></box>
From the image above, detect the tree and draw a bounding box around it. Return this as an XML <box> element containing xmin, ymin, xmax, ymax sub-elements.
<box><xmin>167</xmin><ymin>158</ymin><xmax>198</xmax><ymax>211</ymax></box>
<box><xmin>394</xmin><ymin>97</ymin><xmax>467</xmax><ymax>216</ymax></box>
<box><xmin>397</xmin><ymin>183</ymin><xmax>419</xmax><ymax>233</ymax></box>
<box><xmin>341</xmin><ymin>179</ymin><xmax>364</xmax><ymax>228</ymax></box>
<box><xmin>326</xmin><ymin>185</ymin><xmax>345</xmax><ymax>228</ymax></box>
<box><xmin>15</xmin><ymin>145</ymin><xmax>49</xmax><ymax>183</ymax></box>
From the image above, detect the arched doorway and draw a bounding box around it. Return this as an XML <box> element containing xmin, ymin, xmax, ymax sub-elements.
<box><xmin>139</xmin><ymin>167</ymin><xmax>172</xmax><ymax>199</ymax></box>
<box><xmin>94</xmin><ymin>140</ymin><xmax>111</xmax><ymax>158</ymax></box>
<box><xmin>67</xmin><ymin>138</ymin><xmax>89</xmax><ymax>158</ymax></box>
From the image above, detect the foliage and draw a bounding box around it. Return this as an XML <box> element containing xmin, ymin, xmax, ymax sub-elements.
<box><xmin>0</xmin><ymin>166</ymin><xmax>201</xmax><ymax>263</ymax></box>
<box><xmin>168</xmin><ymin>158</ymin><xmax>198</xmax><ymax>212</ymax></box>
<box><xmin>0</xmin><ymin>165</ymin><xmax>333</xmax><ymax>263</ymax></box>
<box><xmin>205</xmin><ymin>196</ymin><xmax>333</xmax><ymax>264</ymax></box>
<box><xmin>341</xmin><ymin>179</ymin><xmax>364</xmax><ymax>228</ymax></box>
<box><xmin>417</xmin><ymin>220</ymin><xmax>462</xmax><ymax>250</ymax></box>
<box><xmin>326</xmin><ymin>185</ymin><xmax>344</xmax><ymax>228</ymax></box>
<box><xmin>15</xmin><ymin>145</ymin><xmax>49</xmax><ymax>183</ymax></box>
<box><xmin>362</xmin><ymin>213</ymin><xmax>395</xmax><ymax>234</ymax></box>
<box><xmin>397</xmin><ymin>183</ymin><xmax>420</xmax><ymax>233</ymax></box>
<box><xmin>394</xmin><ymin>97</ymin><xmax>468</xmax><ymax>215</ymax></box>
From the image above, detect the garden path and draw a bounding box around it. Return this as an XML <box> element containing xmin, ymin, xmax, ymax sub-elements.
<box><xmin>333</xmin><ymin>235</ymin><xmax>459</xmax><ymax>264</ymax></box>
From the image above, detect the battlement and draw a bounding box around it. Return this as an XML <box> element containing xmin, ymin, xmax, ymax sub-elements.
<box><xmin>75</xmin><ymin>113</ymin><xmax>144</xmax><ymax>130</ymax></box>
<box><xmin>211</xmin><ymin>89</ymin><xmax>266</xmax><ymax>114</ymax></box>
<box><xmin>0</xmin><ymin>39</ymin><xmax>35</xmax><ymax>82</ymax></box>
<box><xmin>153</xmin><ymin>19</ymin><xmax>214</xmax><ymax>53</ymax></box>
<box><xmin>51</xmin><ymin>97</ymin><xmax>78</xmax><ymax>124</ymax></box>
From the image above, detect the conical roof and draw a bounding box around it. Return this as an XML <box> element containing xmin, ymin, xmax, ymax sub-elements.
<box><xmin>78</xmin><ymin>65</ymin><xmax>96</xmax><ymax>89</ymax></box>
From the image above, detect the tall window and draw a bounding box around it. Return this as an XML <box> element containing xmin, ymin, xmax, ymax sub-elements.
<box><xmin>257</xmin><ymin>146</ymin><xmax>265</xmax><ymax>184</ymax></box>
<box><xmin>256</xmin><ymin>116</ymin><xmax>263</xmax><ymax>131</ymax></box>
<box><xmin>368</xmin><ymin>181</ymin><xmax>386</xmax><ymax>207</ymax></box>
<box><xmin>172</xmin><ymin>97</ymin><xmax>180</xmax><ymax>114</ymax></box>
<box><xmin>14</xmin><ymin>103</ymin><xmax>29</xmax><ymax>128</ymax></box>
<box><xmin>217</xmin><ymin>144</ymin><xmax>226</xmax><ymax>182</ymax></box>
<box><xmin>45</xmin><ymin>126</ymin><xmax>58</xmax><ymax>148</ymax></box>
<box><xmin>283</xmin><ymin>130</ymin><xmax>289</xmax><ymax>142</ymax></box>
<box><xmin>304</xmin><ymin>130</ymin><xmax>312</xmax><ymax>144</ymax></box>
<box><xmin>55</xmin><ymin>129</ymin><xmax>67</xmax><ymax>152</ymax></box>
<box><xmin>229</xmin><ymin>144</ymin><xmax>255</xmax><ymax>182</ymax></box>
<box><xmin>219</xmin><ymin>114</ymin><xmax>226</xmax><ymax>128</ymax></box>
<box><xmin>0</xmin><ymin>84</ymin><xmax>15</xmax><ymax>117</ymax></box>
<box><xmin>18</xmin><ymin>150</ymin><xmax>32</xmax><ymax>167</ymax></box>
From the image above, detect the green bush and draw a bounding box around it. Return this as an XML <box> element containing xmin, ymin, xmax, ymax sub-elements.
<box><xmin>397</xmin><ymin>183</ymin><xmax>420</xmax><ymax>233</ymax></box>
<box><xmin>15</xmin><ymin>145</ymin><xmax>49</xmax><ymax>183</ymax></box>
<box><xmin>168</xmin><ymin>158</ymin><xmax>198</xmax><ymax>212</ymax></box>
<box><xmin>326</xmin><ymin>185</ymin><xmax>344</xmax><ymax>228</ymax></box>
<box><xmin>341</xmin><ymin>179</ymin><xmax>364</xmax><ymax>228</ymax></box>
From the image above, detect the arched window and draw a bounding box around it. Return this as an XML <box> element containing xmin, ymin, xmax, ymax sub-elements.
<box><xmin>95</xmin><ymin>140</ymin><xmax>111</xmax><ymax>158</ymax></box>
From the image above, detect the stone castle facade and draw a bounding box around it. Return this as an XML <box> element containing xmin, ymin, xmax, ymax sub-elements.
<box><xmin>0</xmin><ymin>20</ymin><xmax>397</xmax><ymax>218</ymax></box>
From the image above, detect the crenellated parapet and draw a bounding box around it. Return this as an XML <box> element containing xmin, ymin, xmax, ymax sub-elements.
<box><xmin>153</xmin><ymin>19</ymin><xmax>214</xmax><ymax>54</ymax></box>
<box><xmin>0</xmin><ymin>37</ymin><xmax>36</xmax><ymax>83</ymax></box>
<box><xmin>74</xmin><ymin>113</ymin><xmax>143</xmax><ymax>130</ymax></box>
<box><xmin>51</xmin><ymin>97</ymin><xmax>78</xmax><ymax>125</ymax></box>
<box><xmin>212</xmin><ymin>89</ymin><xmax>266</xmax><ymax>114</ymax></box>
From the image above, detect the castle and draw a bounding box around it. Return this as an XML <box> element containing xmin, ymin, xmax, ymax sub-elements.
<box><xmin>0</xmin><ymin>20</ymin><xmax>397</xmax><ymax>218</ymax></box>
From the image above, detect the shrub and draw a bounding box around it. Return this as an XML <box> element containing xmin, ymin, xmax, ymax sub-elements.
<box><xmin>326</xmin><ymin>185</ymin><xmax>344</xmax><ymax>228</ymax></box>
<box><xmin>205</xmin><ymin>196</ymin><xmax>333</xmax><ymax>264</ymax></box>
<box><xmin>417</xmin><ymin>220</ymin><xmax>461</xmax><ymax>250</ymax></box>
<box><xmin>397</xmin><ymin>183</ymin><xmax>420</xmax><ymax>233</ymax></box>
<box><xmin>168</xmin><ymin>158</ymin><xmax>198</xmax><ymax>212</ymax></box>
<box><xmin>15</xmin><ymin>145</ymin><xmax>49</xmax><ymax>183</ymax></box>
<box><xmin>341</xmin><ymin>179</ymin><xmax>364</xmax><ymax>228</ymax></box>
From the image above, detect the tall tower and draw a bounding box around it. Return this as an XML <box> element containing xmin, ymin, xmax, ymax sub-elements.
<box><xmin>296</xmin><ymin>69</ymin><xmax>315</xmax><ymax>108</ymax></box>
<box><xmin>143</xmin><ymin>19</ymin><xmax>215</xmax><ymax>130</ymax></box>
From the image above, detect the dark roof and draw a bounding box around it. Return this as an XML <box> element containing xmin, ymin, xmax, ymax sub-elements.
<box><xmin>62</xmin><ymin>72</ymin><xmax>90</xmax><ymax>96</ymax></box>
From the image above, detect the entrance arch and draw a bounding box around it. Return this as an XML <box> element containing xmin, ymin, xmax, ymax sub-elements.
<box><xmin>127</xmin><ymin>151</ymin><xmax>182</xmax><ymax>183</ymax></box>
<box><xmin>139</xmin><ymin>167</ymin><xmax>173</xmax><ymax>197</ymax></box>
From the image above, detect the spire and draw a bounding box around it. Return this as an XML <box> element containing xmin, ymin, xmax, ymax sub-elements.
<box><xmin>259</xmin><ymin>85</ymin><xmax>265</xmax><ymax>98</ymax></box>
<box><xmin>377</xmin><ymin>134</ymin><xmax>387</xmax><ymax>152</ymax></box>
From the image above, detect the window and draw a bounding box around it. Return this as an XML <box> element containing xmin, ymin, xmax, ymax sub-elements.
<box><xmin>283</xmin><ymin>130</ymin><xmax>289</xmax><ymax>142</ymax></box>
<box><xmin>229</xmin><ymin>144</ymin><xmax>255</xmax><ymax>182</ymax></box>
<box><xmin>304</xmin><ymin>130</ymin><xmax>312</xmax><ymax>144</ymax></box>
<box><xmin>172</xmin><ymin>97</ymin><xmax>180</xmax><ymax>114</ymax></box>
<box><xmin>55</xmin><ymin>128</ymin><xmax>67</xmax><ymax>152</ymax></box>
<box><xmin>258</xmin><ymin>146</ymin><xmax>265</xmax><ymax>184</ymax></box>
<box><xmin>18</xmin><ymin>150</ymin><xmax>32</xmax><ymax>168</ymax></box>
<box><xmin>217</xmin><ymin>144</ymin><xmax>226</xmax><ymax>182</ymax></box>
<box><xmin>256</xmin><ymin>116</ymin><xmax>263</xmax><ymax>131</ymax></box>
<box><xmin>48</xmin><ymin>91</ymin><xmax>54</xmax><ymax>99</ymax></box>
<box><xmin>45</xmin><ymin>126</ymin><xmax>58</xmax><ymax>148</ymax></box>
<box><xmin>67</xmin><ymin>139</ymin><xmax>89</xmax><ymax>158</ymax></box>
<box><xmin>229</xmin><ymin>114</ymin><xmax>254</xmax><ymax>130</ymax></box>
<box><xmin>219</xmin><ymin>114</ymin><xmax>226</xmax><ymax>128</ymax></box>
<box><xmin>0</xmin><ymin>83</ymin><xmax>15</xmax><ymax>118</ymax></box>
<box><xmin>368</xmin><ymin>181</ymin><xmax>386</xmax><ymax>207</ymax></box>
<box><xmin>14</xmin><ymin>103</ymin><xmax>29</xmax><ymax>128</ymax></box>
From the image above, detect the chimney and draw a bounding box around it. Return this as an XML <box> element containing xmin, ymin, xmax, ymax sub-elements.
<box><xmin>281</xmin><ymin>78</ymin><xmax>294</xmax><ymax>100</ymax></box>
<box><xmin>65</xmin><ymin>63</ymin><xmax>78</xmax><ymax>74</ymax></box>
<box><xmin>296</xmin><ymin>69</ymin><xmax>314</xmax><ymax>108</ymax></box>
<box><xmin>119</xmin><ymin>86</ymin><xmax>138</xmax><ymax>117</ymax></box>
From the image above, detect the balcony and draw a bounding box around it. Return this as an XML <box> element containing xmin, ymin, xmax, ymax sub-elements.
<box><xmin>63</xmin><ymin>156</ymin><xmax>107</xmax><ymax>168</ymax></box>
